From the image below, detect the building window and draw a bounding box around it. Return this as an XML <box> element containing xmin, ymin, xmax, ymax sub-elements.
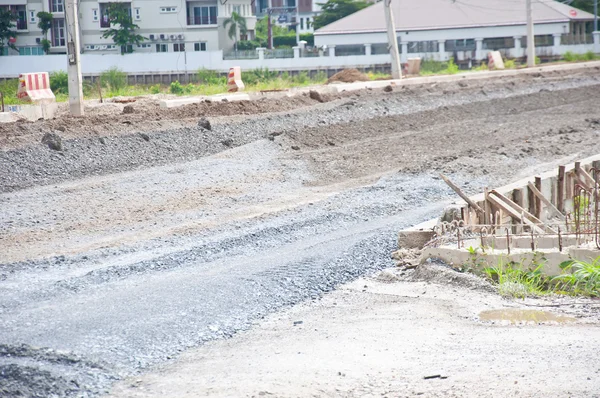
<box><xmin>194</xmin><ymin>42</ymin><xmax>207</xmax><ymax>51</ymax></box>
<box><xmin>92</xmin><ymin>8</ymin><xmax>98</xmax><ymax>22</ymax></box>
<box><xmin>300</xmin><ymin>17</ymin><xmax>303</xmax><ymax>30</ymax></box>
<box><xmin>233</xmin><ymin>5</ymin><xmax>241</xmax><ymax>15</ymax></box>
<box><xmin>19</xmin><ymin>47</ymin><xmax>44</xmax><ymax>55</ymax></box>
<box><xmin>134</xmin><ymin>7</ymin><xmax>141</xmax><ymax>20</ymax></box>
<box><xmin>408</xmin><ymin>40</ymin><xmax>439</xmax><ymax>53</ymax></box>
<box><xmin>29</xmin><ymin>10</ymin><xmax>36</xmax><ymax>23</ymax></box>
<box><xmin>187</xmin><ymin>6</ymin><xmax>217</xmax><ymax>25</ymax></box>
<box><xmin>156</xmin><ymin>43</ymin><xmax>168</xmax><ymax>52</ymax></box>
<box><xmin>483</xmin><ymin>37</ymin><xmax>515</xmax><ymax>50</ymax></box>
<box><xmin>174</xmin><ymin>43</ymin><xmax>185</xmax><ymax>52</ymax></box>
<box><xmin>306</xmin><ymin>18</ymin><xmax>311</xmax><ymax>29</ymax></box>
<box><xmin>51</xmin><ymin>0</ymin><xmax>64</xmax><ymax>13</ymax></box>
<box><xmin>160</xmin><ymin>6</ymin><xmax>177</xmax><ymax>13</ymax></box>
<box><xmin>51</xmin><ymin>18</ymin><xmax>65</xmax><ymax>46</ymax></box>
<box><xmin>100</xmin><ymin>3</ymin><xmax>110</xmax><ymax>28</ymax></box>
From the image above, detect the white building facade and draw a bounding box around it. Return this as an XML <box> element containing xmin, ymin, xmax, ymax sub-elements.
<box><xmin>0</xmin><ymin>0</ymin><xmax>257</xmax><ymax>56</ymax></box>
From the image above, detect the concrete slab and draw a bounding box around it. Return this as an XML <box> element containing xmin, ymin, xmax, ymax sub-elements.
<box><xmin>0</xmin><ymin>112</ymin><xmax>18</xmax><ymax>123</ymax></box>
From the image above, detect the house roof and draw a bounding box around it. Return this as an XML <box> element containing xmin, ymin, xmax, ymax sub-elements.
<box><xmin>315</xmin><ymin>0</ymin><xmax>595</xmax><ymax>35</ymax></box>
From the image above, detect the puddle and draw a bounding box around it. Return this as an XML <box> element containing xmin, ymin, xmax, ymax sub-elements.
<box><xmin>479</xmin><ymin>309</ymin><xmax>576</xmax><ymax>325</ymax></box>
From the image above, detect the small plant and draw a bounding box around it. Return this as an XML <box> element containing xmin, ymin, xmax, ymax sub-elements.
<box><xmin>149</xmin><ymin>84</ymin><xmax>161</xmax><ymax>94</ymax></box>
<box><xmin>100</xmin><ymin>67</ymin><xmax>127</xmax><ymax>93</ymax></box>
<box><xmin>583</xmin><ymin>51</ymin><xmax>597</xmax><ymax>61</ymax></box>
<box><xmin>472</xmin><ymin>62</ymin><xmax>488</xmax><ymax>72</ymax></box>
<box><xmin>504</xmin><ymin>59</ymin><xmax>516</xmax><ymax>69</ymax></box>
<box><xmin>553</xmin><ymin>257</ymin><xmax>600</xmax><ymax>297</ymax></box>
<box><xmin>50</xmin><ymin>71</ymin><xmax>69</xmax><ymax>94</ymax></box>
<box><xmin>293</xmin><ymin>71</ymin><xmax>309</xmax><ymax>84</ymax></box>
<box><xmin>445</xmin><ymin>58</ymin><xmax>459</xmax><ymax>74</ymax></box>
<box><xmin>483</xmin><ymin>258</ymin><xmax>551</xmax><ymax>298</ymax></box>
<box><xmin>535</xmin><ymin>56</ymin><xmax>541</xmax><ymax>65</ymax></box>
<box><xmin>313</xmin><ymin>71</ymin><xmax>328</xmax><ymax>83</ymax></box>
<box><xmin>197</xmin><ymin>69</ymin><xmax>226</xmax><ymax>85</ymax></box>
<box><xmin>563</xmin><ymin>51</ymin><xmax>576</xmax><ymax>62</ymax></box>
<box><xmin>169</xmin><ymin>80</ymin><xmax>184</xmax><ymax>95</ymax></box>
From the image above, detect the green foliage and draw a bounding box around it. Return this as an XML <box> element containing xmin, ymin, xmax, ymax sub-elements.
<box><xmin>564</xmin><ymin>51</ymin><xmax>577</xmax><ymax>62</ymax></box>
<box><xmin>255</xmin><ymin>16</ymin><xmax>290</xmax><ymax>40</ymax></box>
<box><xmin>149</xmin><ymin>84</ymin><xmax>161</xmax><ymax>94</ymax></box>
<box><xmin>300</xmin><ymin>33</ymin><xmax>314</xmax><ymax>46</ymax></box>
<box><xmin>0</xmin><ymin>8</ymin><xmax>17</xmax><ymax>53</ymax></box>
<box><xmin>563</xmin><ymin>50</ymin><xmax>598</xmax><ymax>62</ymax></box>
<box><xmin>49</xmin><ymin>71</ymin><xmax>69</xmax><ymax>94</ymax></box>
<box><xmin>421</xmin><ymin>58</ymin><xmax>460</xmax><ymax>75</ymax></box>
<box><xmin>535</xmin><ymin>56</ymin><xmax>541</xmax><ymax>65</ymax></box>
<box><xmin>223</xmin><ymin>12</ymin><xmax>248</xmax><ymax>51</ymax></box>
<box><xmin>313</xmin><ymin>0</ymin><xmax>371</xmax><ymax>30</ymax></box>
<box><xmin>101</xmin><ymin>3</ymin><xmax>145</xmax><ymax>54</ymax></box>
<box><xmin>504</xmin><ymin>59</ymin><xmax>516</xmax><ymax>69</ymax></box>
<box><xmin>241</xmin><ymin>67</ymin><xmax>277</xmax><ymax>85</ymax></box>
<box><xmin>293</xmin><ymin>71</ymin><xmax>309</xmax><ymax>84</ymax></box>
<box><xmin>483</xmin><ymin>259</ymin><xmax>550</xmax><ymax>298</ymax></box>
<box><xmin>169</xmin><ymin>81</ymin><xmax>194</xmax><ymax>95</ymax></box>
<box><xmin>40</xmin><ymin>39</ymin><xmax>51</xmax><ymax>54</ymax></box>
<box><xmin>553</xmin><ymin>257</ymin><xmax>600</xmax><ymax>297</ymax></box>
<box><xmin>36</xmin><ymin>11</ymin><xmax>53</xmax><ymax>36</ymax></box>
<box><xmin>197</xmin><ymin>69</ymin><xmax>226</xmax><ymax>85</ymax></box>
<box><xmin>313</xmin><ymin>71</ymin><xmax>328</xmax><ymax>83</ymax></box>
<box><xmin>236</xmin><ymin>39</ymin><xmax>266</xmax><ymax>50</ymax></box>
<box><xmin>472</xmin><ymin>62</ymin><xmax>488</xmax><ymax>71</ymax></box>
<box><xmin>100</xmin><ymin>67</ymin><xmax>128</xmax><ymax>92</ymax></box>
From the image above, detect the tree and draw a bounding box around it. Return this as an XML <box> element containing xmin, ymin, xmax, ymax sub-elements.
<box><xmin>0</xmin><ymin>8</ymin><xmax>17</xmax><ymax>54</ymax></box>
<box><xmin>223</xmin><ymin>12</ymin><xmax>247</xmax><ymax>51</ymax></box>
<box><xmin>101</xmin><ymin>3</ymin><xmax>145</xmax><ymax>55</ymax></box>
<box><xmin>313</xmin><ymin>0</ymin><xmax>370</xmax><ymax>30</ymax></box>
<box><xmin>37</xmin><ymin>11</ymin><xmax>53</xmax><ymax>54</ymax></box>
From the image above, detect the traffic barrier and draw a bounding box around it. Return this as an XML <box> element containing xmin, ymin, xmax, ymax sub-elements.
<box><xmin>227</xmin><ymin>66</ymin><xmax>245</xmax><ymax>92</ymax></box>
<box><xmin>487</xmin><ymin>51</ymin><xmax>505</xmax><ymax>70</ymax></box>
<box><xmin>17</xmin><ymin>72</ymin><xmax>56</xmax><ymax>103</ymax></box>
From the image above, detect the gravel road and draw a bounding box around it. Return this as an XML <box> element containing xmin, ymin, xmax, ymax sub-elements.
<box><xmin>1</xmin><ymin>67</ymin><xmax>600</xmax><ymax>397</ymax></box>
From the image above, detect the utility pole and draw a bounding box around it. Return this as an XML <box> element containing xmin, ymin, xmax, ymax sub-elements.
<box><xmin>595</xmin><ymin>0</ymin><xmax>598</xmax><ymax>32</ymax></box>
<box><xmin>65</xmin><ymin>0</ymin><xmax>84</xmax><ymax>116</ymax></box>
<box><xmin>526</xmin><ymin>0</ymin><xmax>535</xmax><ymax>67</ymax></box>
<box><xmin>383</xmin><ymin>0</ymin><xmax>402</xmax><ymax>79</ymax></box>
<box><xmin>295</xmin><ymin>4</ymin><xmax>300</xmax><ymax>46</ymax></box>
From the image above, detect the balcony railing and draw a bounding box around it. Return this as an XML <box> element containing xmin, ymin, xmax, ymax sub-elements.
<box><xmin>16</xmin><ymin>19</ymin><xmax>27</xmax><ymax>30</ymax></box>
<box><xmin>187</xmin><ymin>16</ymin><xmax>217</xmax><ymax>25</ymax></box>
<box><xmin>100</xmin><ymin>18</ymin><xmax>110</xmax><ymax>28</ymax></box>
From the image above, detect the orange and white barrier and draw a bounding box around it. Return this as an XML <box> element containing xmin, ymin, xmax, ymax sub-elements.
<box><xmin>17</xmin><ymin>72</ymin><xmax>56</xmax><ymax>103</ymax></box>
<box><xmin>487</xmin><ymin>51</ymin><xmax>505</xmax><ymax>70</ymax></box>
<box><xmin>227</xmin><ymin>66</ymin><xmax>245</xmax><ymax>93</ymax></box>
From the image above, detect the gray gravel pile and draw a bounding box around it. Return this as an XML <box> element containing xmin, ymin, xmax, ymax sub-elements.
<box><xmin>1</xmin><ymin>72</ymin><xmax>598</xmax><ymax>192</ymax></box>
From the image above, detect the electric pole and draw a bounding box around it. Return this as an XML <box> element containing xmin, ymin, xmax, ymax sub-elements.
<box><xmin>65</xmin><ymin>0</ymin><xmax>84</xmax><ymax>116</ymax></box>
<box><xmin>384</xmin><ymin>0</ymin><xmax>402</xmax><ymax>79</ymax></box>
<box><xmin>594</xmin><ymin>0</ymin><xmax>598</xmax><ymax>32</ymax></box>
<box><xmin>526</xmin><ymin>0</ymin><xmax>535</xmax><ymax>67</ymax></box>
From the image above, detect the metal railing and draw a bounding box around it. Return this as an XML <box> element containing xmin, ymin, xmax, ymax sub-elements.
<box><xmin>561</xmin><ymin>33</ymin><xmax>594</xmax><ymax>45</ymax></box>
<box><xmin>264</xmin><ymin>48</ymin><xmax>293</xmax><ymax>59</ymax></box>
<box><xmin>16</xmin><ymin>19</ymin><xmax>27</xmax><ymax>30</ymax></box>
<box><xmin>187</xmin><ymin>16</ymin><xmax>217</xmax><ymax>26</ymax></box>
<box><xmin>223</xmin><ymin>50</ymin><xmax>259</xmax><ymax>60</ymax></box>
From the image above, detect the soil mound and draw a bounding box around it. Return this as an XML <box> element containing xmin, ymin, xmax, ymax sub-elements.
<box><xmin>327</xmin><ymin>69</ymin><xmax>369</xmax><ymax>84</ymax></box>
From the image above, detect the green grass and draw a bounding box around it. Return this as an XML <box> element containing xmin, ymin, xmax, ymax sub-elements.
<box><xmin>483</xmin><ymin>259</ymin><xmax>551</xmax><ymax>299</ymax></box>
<box><xmin>420</xmin><ymin>58</ymin><xmax>460</xmax><ymax>75</ymax></box>
<box><xmin>472</xmin><ymin>255</ymin><xmax>600</xmax><ymax>298</ymax></box>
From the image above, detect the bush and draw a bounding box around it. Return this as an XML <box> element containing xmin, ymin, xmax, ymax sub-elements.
<box><xmin>169</xmin><ymin>80</ymin><xmax>184</xmax><ymax>95</ymax></box>
<box><xmin>300</xmin><ymin>33</ymin><xmax>314</xmax><ymax>46</ymax></box>
<box><xmin>504</xmin><ymin>59</ymin><xmax>516</xmax><ymax>69</ymax></box>
<box><xmin>273</xmin><ymin>35</ymin><xmax>297</xmax><ymax>48</ymax></box>
<box><xmin>149</xmin><ymin>84</ymin><xmax>161</xmax><ymax>94</ymax></box>
<box><xmin>553</xmin><ymin>257</ymin><xmax>600</xmax><ymax>297</ymax></box>
<box><xmin>49</xmin><ymin>71</ymin><xmax>69</xmax><ymax>94</ymax></box>
<box><xmin>563</xmin><ymin>51</ymin><xmax>576</xmax><ymax>62</ymax></box>
<box><xmin>472</xmin><ymin>62</ymin><xmax>488</xmax><ymax>71</ymax></box>
<box><xmin>292</xmin><ymin>71</ymin><xmax>309</xmax><ymax>84</ymax></box>
<box><xmin>100</xmin><ymin>67</ymin><xmax>127</xmax><ymax>92</ymax></box>
<box><xmin>584</xmin><ymin>50</ymin><xmax>597</xmax><ymax>61</ymax></box>
<box><xmin>242</xmin><ymin>68</ymin><xmax>277</xmax><ymax>85</ymax></box>
<box><xmin>197</xmin><ymin>69</ymin><xmax>226</xmax><ymax>85</ymax></box>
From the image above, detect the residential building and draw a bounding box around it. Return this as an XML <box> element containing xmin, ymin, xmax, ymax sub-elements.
<box><xmin>254</xmin><ymin>0</ymin><xmax>320</xmax><ymax>33</ymax></box>
<box><xmin>1</xmin><ymin>0</ymin><xmax>257</xmax><ymax>56</ymax></box>
<box><xmin>314</xmin><ymin>0</ymin><xmax>597</xmax><ymax>62</ymax></box>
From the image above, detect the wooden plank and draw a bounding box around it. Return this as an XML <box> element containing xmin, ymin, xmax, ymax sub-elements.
<box><xmin>576</xmin><ymin>166</ymin><xmax>599</xmax><ymax>189</ymax></box>
<box><xmin>534</xmin><ymin>177</ymin><xmax>542</xmax><ymax>219</ymax></box>
<box><xmin>557</xmin><ymin>165</ymin><xmax>565</xmax><ymax>213</ymax></box>
<box><xmin>490</xmin><ymin>189</ymin><xmax>556</xmax><ymax>233</ymax></box>
<box><xmin>526</xmin><ymin>182</ymin><xmax>565</xmax><ymax>220</ymax></box>
<box><xmin>484</xmin><ymin>188</ymin><xmax>491</xmax><ymax>225</ymax></box>
<box><xmin>512</xmin><ymin>188</ymin><xmax>523</xmax><ymax>234</ymax></box>
<box><xmin>487</xmin><ymin>193</ymin><xmax>546</xmax><ymax>234</ymax></box>
<box><xmin>527</xmin><ymin>184</ymin><xmax>536</xmax><ymax>216</ymax></box>
<box><xmin>439</xmin><ymin>174</ymin><xmax>484</xmax><ymax>215</ymax></box>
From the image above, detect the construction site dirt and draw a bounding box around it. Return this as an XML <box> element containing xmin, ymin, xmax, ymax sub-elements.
<box><xmin>1</xmin><ymin>67</ymin><xmax>600</xmax><ymax>397</ymax></box>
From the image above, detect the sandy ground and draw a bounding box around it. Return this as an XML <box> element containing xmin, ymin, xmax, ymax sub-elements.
<box><xmin>109</xmin><ymin>264</ymin><xmax>600</xmax><ymax>398</ymax></box>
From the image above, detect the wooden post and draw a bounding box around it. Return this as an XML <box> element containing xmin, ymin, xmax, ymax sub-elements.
<box><xmin>512</xmin><ymin>188</ymin><xmax>523</xmax><ymax>233</ymax></box>
<box><xmin>440</xmin><ymin>174</ymin><xmax>485</xmax><ymax>215</ymax></box>
<box><xmin>557</xmin><ymin>165</ymin><xmax>565</xmax><ymax>214</ymax></box>
<box><xmin>535</xmin><ymin>177</ymin><xmax>542</xmax><ymax>219</ymax></box>
<box><xmin>484</xmin><ymin>188</ymin><xmax>491</xmax><ymax>225</ymax></box>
